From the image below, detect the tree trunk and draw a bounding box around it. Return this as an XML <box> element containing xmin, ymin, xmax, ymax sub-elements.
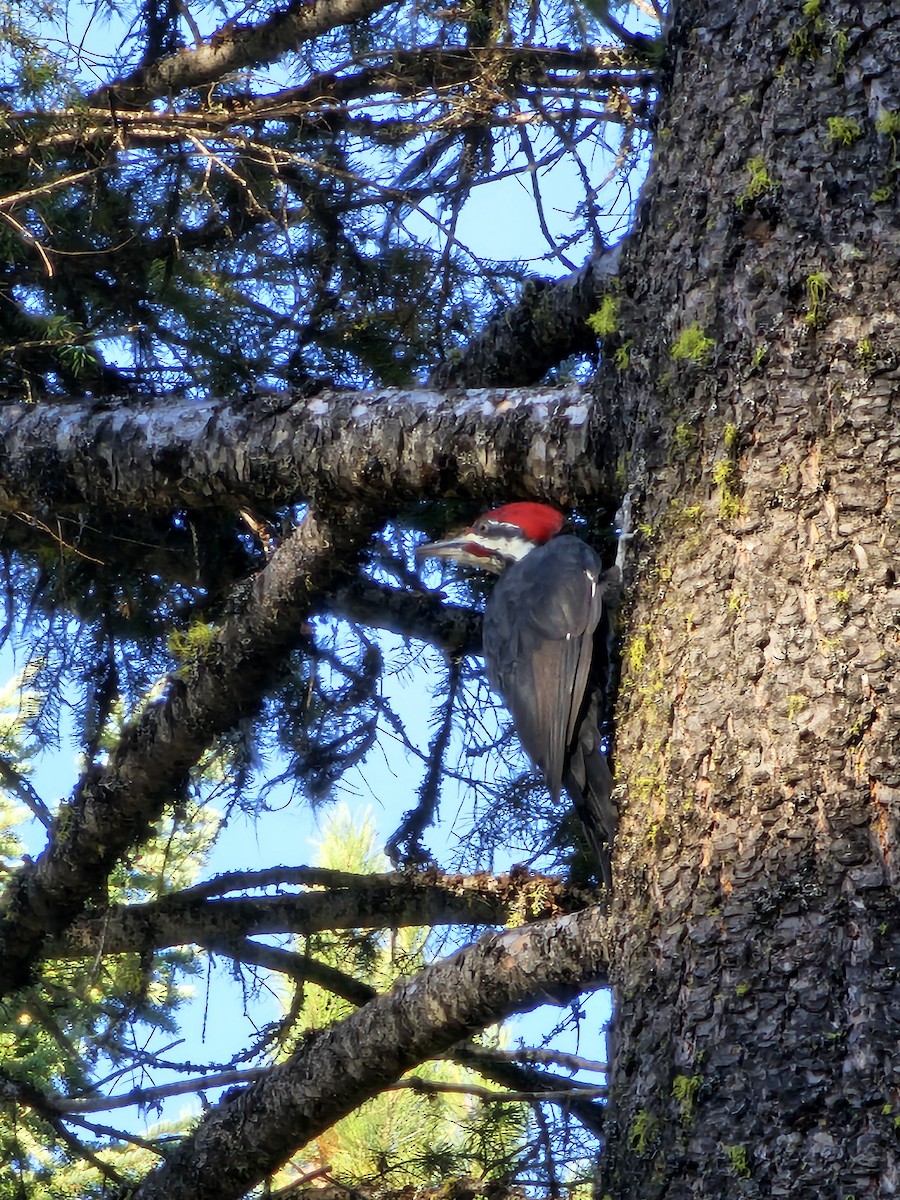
<box><xmin>601</xmin><ymin>0</ymin><xmax>900</xmax><ymax>1194</ymax></box>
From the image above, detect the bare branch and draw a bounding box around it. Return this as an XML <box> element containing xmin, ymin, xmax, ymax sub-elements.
<box><xmin>58</xmin><ymin>869</ymin><xmax>593</xmax><ymax>958</ymax></box>
<box><xmin>387</xmin><ymin>658</ymin><xmax>462</xmax><ymax>865</ymax></box>
<box><xmin>392</xmin><ymin>1074</ymin><xmax>606</xmax><ymax>1102</ymax></box>
<box><xmin>430</xmin><ymin>245</ymin><xmax>624</xmax><ymax>388</ymax></box>
<box><xmin>452</xmin><ymin>1044</ymin><xmax>606</xmax><ymax>1137</ymax></box>
<box><xmin>58</xmin><ymin>1068</ymin><xmax>268</xmax><ymax>1115</ymax></box>
<box><xmin>129</xmin><ymin>904</ymin><xmax>609</xmax><ymax>1200</ymax></box>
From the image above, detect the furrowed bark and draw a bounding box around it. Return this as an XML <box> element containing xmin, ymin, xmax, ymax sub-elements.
<box><xmin>0</xmin><ymin>511</ymin><xmax>376</xmax><ymax>997</ymax></box>
<box><xmin>126</xmin><ymin>904</ymin><xmax>609</xmax><ymax>1200</ymax></box>
<box><xmin>597</xmin><ymin>0</ymin><xmax>900</xmax><ymax>1193</ymax></box>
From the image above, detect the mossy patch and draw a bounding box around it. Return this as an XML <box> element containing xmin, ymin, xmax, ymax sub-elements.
<box><xmin>168</xmin><ymin>621</ymin><xmax>220</xmax><ymax>664</ymax></box>
<box><xmin>671</xmin><ymin>323</ymin><xmax>715</xmax><ymax>364</ymax></box>
<box><xmin>587</xmin><ymin>295</ymin><xmax>620</xmax><ymax>337</ymax></box>
<box><xmin>804</xmin><ymin>271</ymin><xmax>830</xmax><ymax>327</ymax></box>
<box><xmin>826</xmin><ymin>116</ymin><xmax>862</xmax><ymax>146</ymax></box>
<box><xmin>737</xmin><ymin>157</ymin><xmax>777</xmax><ymax>212</ymax></box>
<box><xmin>726</xmin><ymin>1144</ymin><xmax>751</xmax><ymax>1179</ymax></box>
<box><xmin>629</xmin><ymin>1109</ymin><xmax>659</xmax><ymax>1153</ymax></box>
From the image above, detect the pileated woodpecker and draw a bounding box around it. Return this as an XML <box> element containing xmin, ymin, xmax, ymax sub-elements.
<box><xmin>417</xmin><ymin>502</ymin><xmax>620</xmax><ymax>885</ymax></box>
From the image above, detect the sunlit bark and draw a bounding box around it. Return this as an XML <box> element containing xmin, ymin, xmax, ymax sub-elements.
<box><xmin>596</xmin><ymin>0</ymin><xmax>900</xmax><ymax>1192</ymax></box>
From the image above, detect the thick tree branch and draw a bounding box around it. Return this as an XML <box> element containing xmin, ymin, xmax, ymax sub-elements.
<box><xmin>89</xmin><ymin>0</ymin><xmax>402</xmax><ymax>109</ymax></box>
<box><xmin>0</xmin><ymin>385</ymin><xmax>617</xmax><ymax>518</ymax></box>
<box><xmin>126</xmin><ymin>903</ymin><xmax>609</xmax><ymax>1200</ymax></box>
<box><xmin>430</xmin><ymin>246</ymin><xmax>624</xmax><ymax>387</ymax></box>
<box><xmin>0</xmin><ymin>510</ymin><xmax>378</xmax><ymax>998</ymax></box>
<box><xmin>57</xmin><ymin>870</ymin><xmax>590</xmax><ymax>959</ymax></box>
<box><xmin>201</xmin><ymin>939</ymin><xmax>380</xmax><ymax>1004</ymax></box>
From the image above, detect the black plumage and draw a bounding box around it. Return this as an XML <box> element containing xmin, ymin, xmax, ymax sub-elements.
<box><xmin>482</xmin><ymin>536</ymin><xmax>620</xmax><ymax>883</ymax></box>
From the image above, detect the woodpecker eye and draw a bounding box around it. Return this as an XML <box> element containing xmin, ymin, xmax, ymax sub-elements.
<box><xmin>473</xmin><ymin>519</ymin><xmax>489</xmax><ymax>535</ymax></box>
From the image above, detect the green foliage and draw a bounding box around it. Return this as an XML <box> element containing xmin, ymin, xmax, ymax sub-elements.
<box><xmin>276</xmin><ymin>808</ymin><xmax>526</xmax><ymax>1192</ymax></box>
<box><xmin>0</xmin><ymin>659</ymin><xmax>218</xmax><ymax>1195</ymax></box>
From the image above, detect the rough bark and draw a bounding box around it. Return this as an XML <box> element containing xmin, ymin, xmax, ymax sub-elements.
<box><xmin>597</xmin><ymin>0</ymin><xmax>900</xmax><ymax>1194</ymax></box>
<box><xmin>126</xmin><ymin>904</ymin><xmax>609</xmax><ymax>1200</ymax></box>
<box><xmin>0</xmin><ymin>385</ymin><xmax>617</xmax><ymax>519</ymax></box>
<box><xmin>0</xmin><ymin>511</ymin><xmax>377</xmax><ymax>997</ymax></box>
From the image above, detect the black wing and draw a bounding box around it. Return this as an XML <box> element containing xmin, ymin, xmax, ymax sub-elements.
<box><xmin>483</xmin><ymin>536</ymin><xmax>611</xmax><ymax>797</ymax></box>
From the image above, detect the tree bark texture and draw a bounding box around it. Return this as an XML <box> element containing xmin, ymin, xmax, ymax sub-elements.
<box><xmin>599</xmin><ymin>0</ymin><xmax>900</xmax><ymax>1195</ymax></box>
<box><xmin>0</xmin><ymin>385</ymin><xmax>617</xmax><ymax>518</ymax></box>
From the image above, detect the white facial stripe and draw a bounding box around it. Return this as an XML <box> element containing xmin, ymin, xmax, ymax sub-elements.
<box><xmin>479</xmin><ymin>532</ymin><xmax>535</xmax><ymax>563</ymax></box>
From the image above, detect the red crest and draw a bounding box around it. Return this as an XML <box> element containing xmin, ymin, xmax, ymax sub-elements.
<box><xmin>482</xmin><ymin>502</ymin><xmax>565</xmax><ymax>544</ymax></box>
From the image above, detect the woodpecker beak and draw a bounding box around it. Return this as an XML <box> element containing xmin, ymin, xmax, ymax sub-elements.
<box><xmin>415</xmin><ymin>533</ymin><xmax>506</xmax><ymax>572</ymax></box>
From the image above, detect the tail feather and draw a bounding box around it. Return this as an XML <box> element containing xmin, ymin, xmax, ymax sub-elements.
<box><xmin>565</xmin><ymin>745</ymin><xmax>617</xmax><ymax>889</ymax></box>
